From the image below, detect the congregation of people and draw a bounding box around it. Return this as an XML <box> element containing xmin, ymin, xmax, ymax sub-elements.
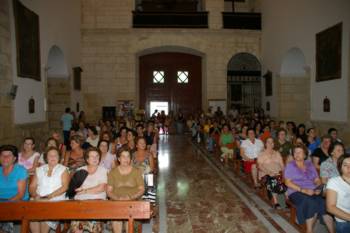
<box><xmin>186</xmin><ymin>106</ymin><xmax>350</xmax><ymax>233</ymax></box>
<box><xmin>1</xmin><ymin>106</ymin><xmax>350</xmax><ymax>233</ymax></box>
<box><xmin>0</xmin><ymin>108</ymin><xmax>159</xmax><ymax>233</ymax></box>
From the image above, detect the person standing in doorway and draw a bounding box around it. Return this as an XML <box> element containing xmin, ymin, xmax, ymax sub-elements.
<box><xmin>61</xmin><ymin>107</ymin><xmax>73</xmax><ymax>148</ymax></box>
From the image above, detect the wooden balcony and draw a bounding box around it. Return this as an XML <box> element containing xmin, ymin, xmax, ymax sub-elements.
<box><xmin>132</xmin><ymin>11</ymin><xmax>208</xmax><ymax>28</ymax></box>
<box><xmin>222</xmin><ymin>12</ymin><xmax>261</xmax><ymax>30</ymax></box>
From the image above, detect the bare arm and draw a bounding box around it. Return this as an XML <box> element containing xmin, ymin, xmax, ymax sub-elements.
<box><xmin>29</xmin><ymin>174</ymin><xmax>38</xmax><ymax>198</ymax></box>
<box><xmin>63</xmin><ymin>151</ymin><xmax>70</xmax><ymax>166</ymax></box>
<box><xmin>312</xmin><ymin>156</ymin><xmax>320</xmax><ymax>171</ymax></box>
<box><xmin>9</xmin><ymin>180</ymin><xmax>27</xmax><ymax>201</ymax></box>
<box><xmin>47</xmin><ymin>170</ymin><xmax>70</xmax><ymax>199</ymax></box>
<box><xmin>149</xmin><ymin>153</ymin><xmax>155</xmax><ymax>172</ymax></box>
<box><xmin>321</xmin><ymin>177</ymin><xmax>329</xmax><ymax>185</ymax></box>
<box><xmin>60</xmin><ymin>145</ymin><xmax>67</xmax><ymax>164</ymax></box>
<box><xmin>326</xmin><ymin>189</ymin><xmax>350</xmax><ymax>221</ymax></box>
<box><xmin>107</xmin><ymin>185</ymin><xmax>120</xmax><ymax>200</ymax></box>
<box><xmin>27</xmin><ymin>156</ymin><xmax>39</xmax><ymax>174</ymax></box>
<box><xmin>240</xmin><ymin>147</ymin><xmax>250</xmax><ymax>161</ymax></box>
<box><xmin>76</xmin><ymin>183</ymin><xmax>106</xmax><ymax>195</ymax></box>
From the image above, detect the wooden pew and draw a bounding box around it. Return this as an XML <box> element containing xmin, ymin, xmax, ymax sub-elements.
<box><xmin>0</xmin><ymin>200</ymin><xmax>151</xmax><ymax>233</ymax></box>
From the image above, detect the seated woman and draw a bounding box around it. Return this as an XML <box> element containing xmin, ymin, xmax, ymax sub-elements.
<box><xmin>274</xmin><ymin>128</ymin><xmax>293</xmax><ymax>164</ymax></box>
<box><xmin>98</xmin><ymin>140</ymin><xmax>116</xmax><ymax>171</ymax></box>
<box><xmin>51</xmin><ymin>131</ymin><xmax>66</xmax><ymax>160</ymax></box>
<box><xmin>257</xmin><ymin>137</ymin><xmax>285</xmax><ymax>208</ymax></box>
<box><xmin>70</xmin><ymin>147</ymin><xmax>108</xmax><ymax>233</ymax></box>
<box><xmin>240</xmin><ymin>128</ymin><xmax>264</xmax><ymax>188</ymax></box>
<box><xmin>29</xmin><ymin>147</ymin><xmax>69</xmax><ymax>233</ymax></box>
<box><xmin>64</xmin><ymin>135</ymin><xmax>86</xmax><ymax>174</ymax></box>
<box><xmin>133</xmin><ymin>137</ymin><xmax>155</xmax><ymax>175</ymax></box>
<box><xmin>115</xmin><ymin>127</ymin><xmax>128</xmax><ymax>150</ymax></box>
<box><xmin>0</xmin><ymin>145</ymin><xmax>29</xmax><ymax>233</ymax></box>
<box><xmin>18</xmin><ymin>137</ymin><xmax>40</xmax><ymax>175</ymax></box>
<box><xmin>219</xmin><ymin>124</ymin><xmax>237</xmax><ymax>164</ymax></box>
<box><xmin>312</xmin><ymin>135</ymin><xmax>332</xmax><ymax>172</ymax></box>
<box><xmin>38</xmin><ymin>137</ymin><xmax>59</xmax><ymax>166</ymax></box>
<box><xmin>307</xmin><ymin>128</ymin><xmax>321</xmax><ymax>155</ymax></box>
<box><xmin>100</xmin><ymin>131</ymin><xmax>116</xmax><ymax>154</ymax></box>
<box><xmin>126</xmin><ymin>129</ymin><xmax>137</xmax><ymax>154</ymax></box>
<box><xmin>320</xmin><ymin>142</ymin><xmax>344</xmax><ymax>185</ymax></box>
<box><xmin>326</xmin><ymin>154</ymin><xmax>350</xmax><ymax>233</ymax></box>
<box><xmin>107</xmin><ymin>147</ymin><xmax>145</xmax><ymax>233</ymax></box>
<box><xmin>86</xmin><ymin>126</ymin><xmax>100</xmax><ymax>148</ymax></box>
<box><xmin>284</xmin><ymin>145</ymin><xmax>334</xmax><ymax>233</ymax></box>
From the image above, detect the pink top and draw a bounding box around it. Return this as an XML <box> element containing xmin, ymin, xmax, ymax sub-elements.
<box><xmin>18</xmin><ymin>152</ymin><xmax>40</xmax><ymax>170</ymax></box>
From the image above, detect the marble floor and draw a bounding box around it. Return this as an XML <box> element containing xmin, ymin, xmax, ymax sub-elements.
<box><xmin>155</xmin><ymin>135</ymin><xmax>277</xmax><ymax>233</ymax></box>
<box><xmin>150</xmin><ymin>134</ymin><xmax>330</xmax><ymax>233</ymax></box>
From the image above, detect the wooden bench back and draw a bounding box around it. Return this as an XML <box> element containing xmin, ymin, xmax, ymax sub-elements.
<box><xmin>0</xmin><ymin>200</ymin><xmax>151</xmax><ymax>233</ymax></box>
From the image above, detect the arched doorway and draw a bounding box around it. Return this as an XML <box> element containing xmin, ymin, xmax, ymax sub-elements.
<box><xmin>227</xmin><ymin>53</ymin><xmax>261</xmax><ymax>113</ymax></box>
<box><xmin>46</xmin><ymin>45</ymin><xmax>70</xmax><ymax>130</ymax></box>
<box><xmin>139</xmin><ymin>52</ymin><xmax>202</xmax><ymax>116</ymax></box>
<box><xmin>279</xmin><ymin>47</ymin><xmax>309</xmax><ymax>122</ymax></box>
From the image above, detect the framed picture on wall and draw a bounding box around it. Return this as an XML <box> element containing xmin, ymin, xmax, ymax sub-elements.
<box><xmin>316</xmin><ymin>22</ymin><xmax>342</xmax><ymax>82</ymax></box>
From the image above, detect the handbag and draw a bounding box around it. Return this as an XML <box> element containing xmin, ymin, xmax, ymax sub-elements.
<box><xmin>66</xmin><ymin>169</ymin><xmax>89</xmax><ymax>199</ymax></box>
<box><xmin>262</xmin><ymin>174</ymin><xmax>287</xmax><ymax>194</ymax></box>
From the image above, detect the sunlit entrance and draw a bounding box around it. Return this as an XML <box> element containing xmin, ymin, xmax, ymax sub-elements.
<box><xmin>150</xmin><ymin>101</ymin><xmax>169</xmax><ymax>117</ymax></box>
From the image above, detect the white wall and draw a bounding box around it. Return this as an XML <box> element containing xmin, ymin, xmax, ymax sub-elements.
<box><xmin>9</xmin><ymin>0</ymin><xmax>81</xmax><ymax>124</ymax></box>
<box><xmin>261</xmin><ymin>0</ymin><xmax>350</xmax><ymax>122</ymax></box>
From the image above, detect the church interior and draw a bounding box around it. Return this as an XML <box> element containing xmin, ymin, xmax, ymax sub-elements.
<box><xmin>1</xmin><ymin>0</ymin><xmax>350</xmax><ymax>233</ymax></box>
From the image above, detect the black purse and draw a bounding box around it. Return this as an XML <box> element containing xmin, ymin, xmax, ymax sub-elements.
<box><xmin>66</xmin><ymin>170</ymin><xmax>89</xmax><ymax>199</ymax></box>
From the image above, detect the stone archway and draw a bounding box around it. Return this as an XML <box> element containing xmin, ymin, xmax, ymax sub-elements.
<box><xmin>278</xmin><ymin>47</ymin><xmax>310</xmax><ymax>123</ymax></box>
<box><xmin>46</xmin><ymin>45</ymin><xmax>70</xmax><ymax>131</ymax></box>
<box><xmin>227</xmin><ymin>52</ymin><xmax>261</xmax><ymax>113</ymax></box>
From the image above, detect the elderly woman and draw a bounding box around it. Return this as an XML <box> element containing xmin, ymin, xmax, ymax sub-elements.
<box><xmin>0</xmin><ymin>145</ymin><xmax>29</xmax><ymax>233</ymax></box>
<box><xmin>107</xmin><ymin>147</ymin><xmax>145</xmax><ymax>233</ymax></box>
<box><xmin>284</xmin><ymin>145</ymin><xmax>334</xmax><ymax>233</ymax></box>
<box><xmin>133</xmin><ymin>137</ymin><xmax>155</xmax><ymax>175</ymax></box>
<box><xmin>326</xmin><ymin>154</ymin><xmax>350</xmax><ymax>233</ymax></box>
<box><xmin>29</xmin><ymin>147</ymin><xmax>69</xmax><ymax>233</ymax></box>
<box><xmin>320</xmin><ymin>142</ymin><xmax>344</xmax><ymax>185</ymax></box>
<box><xmin>70</xmin><ymin>147</ymin><xmax>108</xmax><ymax>233</ymax></box>
<box><xmin>64</xmin><ymin>135</ymin><xmax>86</xmax><ymax>173</ymax></box>
<box><xmin>0</xmin><ymin>145</ymin><xmax>29</xmax><ymax>201</ymax></box>
<box><xmin>257</xmin><ymin>137</ymin><xmax>285</xmax><ymax>208</ymax></box>
<box><xmin>18</xmin><ymin>137</ymin><xmax>40</xmax><ymax>175</ymax></box>
<box><xmin>98</xmin><ymin>140</ymin><xmax>116</xmax><ymax>171</ymax></box>
<box><xmin>38</xmin><ymin>137</ymin><xmax>60</xmax><ymax>166</ymax></box>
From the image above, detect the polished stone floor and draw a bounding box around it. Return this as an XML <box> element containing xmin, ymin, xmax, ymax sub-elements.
<box><xmin>156</xmin><ymin>135</ymin><xmax>271</xmax><ymax>233</ymax></box>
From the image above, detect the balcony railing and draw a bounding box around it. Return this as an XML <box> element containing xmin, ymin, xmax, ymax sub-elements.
<box><xmin>222</xmin><ymin>12</ymin><xmax>261</xmax><ymax>30</ymax></box>
<box><xmin>132</xmin><ymin>11</ymin><xmax>208</xmax><ymax>28</ymax></box>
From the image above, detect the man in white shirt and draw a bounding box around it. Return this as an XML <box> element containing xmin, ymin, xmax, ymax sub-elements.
<box><xmin>240</xmin><ymin>128</ymin><xmax>264</xmax><ymax>187</ymax></box>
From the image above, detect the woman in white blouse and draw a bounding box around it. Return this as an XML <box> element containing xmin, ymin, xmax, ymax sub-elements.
<box><xmin>29</xmin><ymin>147</ymin><xmax>69</xmax><ymax>233</ymax></box>
<box><xmin>327</xmin><ymin>154</ymin><xmax>350</xmax><ymax>233</ymax></box>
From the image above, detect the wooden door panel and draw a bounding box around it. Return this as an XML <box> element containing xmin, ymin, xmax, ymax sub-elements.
<box><xmin>140</xmin><ymin>52</ymin><xmax>201</xmax><ymax>116</ymax></box>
